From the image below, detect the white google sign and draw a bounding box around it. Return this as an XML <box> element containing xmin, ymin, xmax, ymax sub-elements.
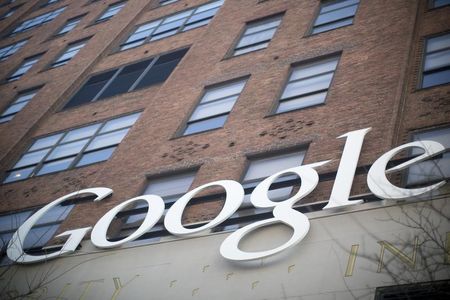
<box><xmin>7</xmin><ymin>128</ymin><xmax>447</xmax><ymax>264</ymax></box>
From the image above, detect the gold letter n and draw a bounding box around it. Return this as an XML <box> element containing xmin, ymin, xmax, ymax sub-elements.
<box><xmin>377</xmin><ymin>237</ymin><xmax>418</xmax><ymax>273</ymax></box>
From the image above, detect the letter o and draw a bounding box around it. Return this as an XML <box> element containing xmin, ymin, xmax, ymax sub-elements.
<box><xmin>91</xmin><ymin>195</ymin><xmax>164</xmax><ymax>248</ymax></box>
<box><xmin>164</xmin><ymin>180</ymin><xmax>244</xmax><ymax>236</ymax></box>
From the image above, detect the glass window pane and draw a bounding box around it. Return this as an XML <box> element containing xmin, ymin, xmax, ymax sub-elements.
<box><xmin>3</xmin><ymin>166</ymin><xmax>35</xmax><ymax>183</ymax></box>
<box><xmin>35</xmin><ymin>205</ymin><xmax>73</xmax><ymax>225</ymax></box>
<box><xmin>277</xmin><ymin>91</ymin><xmax>327</xmax><ymax>113</ymax></box>
<box><xmin>62</xmin><ymin>124</ymin><xmax>101</xmax><ymax>143</ymax></box>
<box><xmin>0</xmin><ymin>115</ymin><xmax>14</xmax><ymax>123</ymax></box>
<box><xmin>134</xmin><ymin>59</ymin><xmax>179</xmax><ymax>90</ymax></box>
<box><xmin>186</xmin><ymin>7</ymin><xmax>218</xmax><ymax>25</ymax></box>
<box><xmin>29</xmin><ymin>134</ymin><xmax>63</xmax><ymax>151</ymax></box>
<box><xmin>196</xmin><ymin>0</ymin><xmax>223</xmax><ymax>13</ymax></box>
<box><xmin>37</xmin><ymin>157</ymin><xmax>74</xmax><ymax>175</ymax></box>
<box><xmin>413</xmin><ymin>127</ymin><xmax>450</xmax><ymax>153</ymax></box>
<box><xmin>312</xmin><ymin>18</ymin><xmax>353</xmax><ymax>34</ymax></box>
<box><xmin>46</xmin><ymin>139</ymin><xmax>89</xmax><ymax>160</ymax></box>
<box><xmin>427</xmin><ymin>34</ymin><xmax>450</xmax><ymax>53</ymax></box>
<box><xmin>184</xmin><ymin>115</ymin><xmax>227</xmax><ymax>135</ymax></box>
<box><xmin>424</xmin><ymin>49</ymin><xmax>450</xmax><ymax>71</ymax></box>
<box><xmin>281</xmin><ymin>73</ymin><xmax>334</xmax><ymax>99</ymax></box>
<box><xmin>76</xmin><ymin>147</ymin><xmax>115</xmax><ymax>167</ymax></box>
<box><xmin>190</xmin><ymin>95</ymin><xmax>237</xmax><ymax>121</ymax></box>
<box><xmin>233</xmin><ymin>43</ymin><xmax>268</xmax><ymax>56</ymax></box>
<box><xmin>164</xmin><ymin>10</ymin><xmax>192</xmax><ymax>23</ymax></box>
<box><xmin>321</xmin><ymin>0</ymin><xmax>359</xmax><ymax>13</ymax></box>
<box><xmin>65</xmin><ymin>70</ymin><xmax>116</xmax><ymax>108</ymax></box>
<box><xmin>236</xmin><ymin>28</ymin><xmax>276</xmax><ymax>48</ymax></box>
<box><xmin>14</xmin><ymin>149</ymin><xmax>50</xmax><ymax>168</ymax></box>
<box><xmin>99</xmin><ymin>60</ymin><xmax>151</xmax><ymax>99</ymax></box>
<box><xmin>144</xmin><ymin>172</ymin><xmax>196</xmax><ymax>197</ymax></box>
<box><xmin>290</xmin><ymin>57</ymin><xmax>339</xmax><ymax>81</ymax></box>
<box><xmin>1</xmin><ymin>101</ymin><xmax>28</xmax><ymax>116</ymax></box>
<box><xmin>315</xmin><ymin>4</ymin><xmax>357</xmax><ymax>26</ymax></box>
<box><xmin>0</xmin><ymin>211</ymin><xmax>32</xmax><ymax>232</ymax></box>
<box><xmin>85</xmin><ymin>129</ymin><xmax>128</xmax><ymax>151</ymax></box>
<box><xmin>422</xmin><ymin>69</ymin><xmax>450</xmax><ymax>88</ymax></box>
<box><xmin>182</xmin><ymin>19</ymin><xmax>210</xmax><ymax>31</ymax></box>
<box><xmin>100</xmin><ymin>113</ymin><xmax>140</xmax><ymax>133</ymax></box>
<box><xmin>153</xmin><ymin>19</ymin><xmax>185</xmax><ymax>35</ymax></box>
<box><xmin>244</xmin><ymin>152</ymin><xmax>305</xmax><ymax>182</ymax></box>
<box><xmin>202</xmin><ymin>81</ymin><xmax>246</xmax><ymax>103</ymax></box>
<box><xmin>245</xmin><ymin>18</ymin><xmax>281</xmax><ymax>35</ymax></box>
<box><xmin>23</xmin><ymin>225</ymin><xmax>58</xmax><ymax>249</ymax></box>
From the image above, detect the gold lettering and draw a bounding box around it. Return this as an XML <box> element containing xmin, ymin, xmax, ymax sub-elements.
<box><xmin>111</xmin><ymin>275</ymin><xmax>140</xmax><ymax>300</ymax></box>
<box><xmin>377</xmin><ymin>237</ymin><xmax>418</xmax><ymax>273</ymax></box>
<box><xmin>56</xmin><ymin>283</ymin><xmax>71</xmax><ymax>300</ymax></box>
<box><xmin>345</xmin><ymin>244</ymin><xmax>359</xmax><ymax>277</ymax></box>
<box><xmin>445</xmin><ymin>232</ymin><xmax>450</xmax><ymax>264</ymax></box>
<box><xmin>79</xmin><ymin>279</ymin><xmax>103</xmax><ymax>300</ymax></box>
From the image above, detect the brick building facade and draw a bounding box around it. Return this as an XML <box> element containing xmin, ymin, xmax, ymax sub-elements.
<box><xmin>0</xmin><ymin>0</ymin><xmax>449</xmax><ymax>299</ymax></box>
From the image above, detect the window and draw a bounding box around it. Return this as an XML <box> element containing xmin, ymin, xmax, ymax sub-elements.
<box><xmin>117</xmin><ymin>171</ymin><xmax>196</xmax><ymax>242</ymax></box>
<box><xmin>51</xmin><ymin>38</ymin><xmax>89</xmax><ymax>68</ymax></box>
<box><xmin>374</xmin><ymin>280</ymin><xmax>450</xmax><ymax>300</ymax></box>
<box><xmin>276</xmin><ymin>55</ymin><xmax>339</xmax><ymax>114</ymax></box>
<box><xmin>407</xmin><ymin>127</ymin><xmax>450</xmax><ymax>186</ymax></box>
<box><xmin>311</xmin><ymin>0</ymin><xmax>359</xmax><ymax>35</ymax></box>
<box><xmin>2</xmin><ymin>112</ymin><xmax>141</xmax><ymax>183</ymax></box>
<box><xmin>0</xmin><ymin>87</ymin><xmax>41</xmax><ymax>123</ymax></box>
<box><xmin>120</xmin><ymin>0</ymin><xmax>223</xmax><ymax>50</ymax></box>
<box><xmin>0</xmin><ymin>4</ymin><xmax>21</xmax><ymax>20</ymax></box>
<box><xmin>430</xmin><ymin>0</ymin><xmax>450</xmax><ymax>8</ymax></box>
<box><xmin>10</xmin><ymin>6</ymin><xmax>66</xmax><ymax>34</ymax></box>
<box><xmin>232</xmin><ymin>15</ymin><xmax>282</xmax><ymax>56</ymax></box>
<box><xmin>0</xmin><ymin>204</ymin><xmax>74</xmax><ymax>266</ymax></box>
<box><xmin>6</xmin><ymin>53</ymin><xmax>43</xmax><ymax>82</ymax></box>
<box><xmin>159</xmin><ymin>0</ymin><xmax>178</xmax><ymax>5</ymax></box>
<box><xmin>421</xmin><ymin>33</ymin><xmax>450</xmax><ymax>88</ymax></box>
<box><xmin>94</xmin><ymin>1</ymin><xmax>126</xmax><ymax>23</ymax></box>
<box><xmin>215</xmin><ymin>151</ymin><xmax>306</xmax><ymax>232</ymax></box>
<box><xmin>55</xmin><ymin>15</ymin><xmax>84</xmax><ymax>36</ymax></box>
<box><xmin>0</xmin><ymin>39</ymin><xmax>27</xmax><ymax>61</ymax></box>
<box><xmin>64</xmin><ymin>48</ymin><xmax>187</xmax><ymax>109</ymax></box>
<box><xmin>182</xmin><ymin>78</ymin><xmax>247</xmax><ymax>136</ymax></box>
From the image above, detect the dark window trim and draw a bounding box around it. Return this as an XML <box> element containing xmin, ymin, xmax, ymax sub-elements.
<box><xmin>305</xmin><ymin>0</ymin><xmax>360</xmax><ymax>37</ymax></box>
<box><xmin>60</xmin><ymin>46</ymin><xmax>189</xmax><ymax>111</ymax></box>
<box><xmin>117</xmin><ymin>0</ymin><xmax>222</xmax><ymax>53</ymax></box>
<box><xmin>91</xmin><ymin>0</ymin><xmax>126</xmax><ymax>25</ymax></box>
<box><xmin>3</xmin><ymin>52</ymin><xmax>46</xmax><ymax>83</ymax></box>
<box><xmin>225</xmin><ymin>11</ymin><xmax>285</xmax><ymax>59</ymax></box>
<box><xmin>46</xmin><ymin>36</ymin><xmax>92</xmax><ymax>70</ymax></box>
<box><xmin>51</xmin><ymin>13</ymin><xmax>88</xmax><ymax>38</ymax></box>
<box><xmin>427</xmin><ymin>0</ymin><xmax>450</xmax><ymax>10</ymax></box>
<box><xmin>0</xmin><ymin>85</ymin><xmax>44</xmax><ymax>124</ymax></box>
<box><xmin>174</xmin><ymin>75</ymin><xmax>250</xmax><ymax>138</ymax></box>
<box><xmin>1</xmin><ymin>110</ymin><xmax>142</xmax><ymax>184</ymax></box>
<box><xmin>416</xmin><ymin>30</ymin><xmax>450</xmax><ymax>91</ymax></box>
<box><xmin>268</xmin><ymin>51</ymin><xmax>342</xmax><ymax>116</ymax></box>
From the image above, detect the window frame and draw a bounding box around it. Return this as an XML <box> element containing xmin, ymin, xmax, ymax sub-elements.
<box><xmin>49</xmin><ymin>37</ymin><xmax>91</xmax><ymax>68</ymax></box>
<box><xmin>307</xmin><ymin>0</ymin><xmax>360</xmax><ymax>36</ymax></box>
<box><xmin>405</xmin><ymin>125</ymin><xmax>450</xmax><ymax>187</ymax></box>
<box><xmin>177</xmin><ymin>75</ymin><xmax>249</xmax><ymax>137</ymax></box>
<box><xmin>229</xmin><ymin>12</ymin><xmax>284</xmax><ymax>58</ymax></box>
<box><xmin>0</xmin><ymin>38</ymin><xmax>28</xmax><ymax>62</ymax></box>
<box><xmin>4</xmin><ymin>52</ymin><xmax>45</xmax><ymax>83</ymax></box>
<box><xmin>0</xmin><ymin>4</ymin><xmax>22</xmax><ymax>20</ymax></box>
<box><xmin>8</xmin><ymin>6</ymin><xmax>66</xmax><ymax>36</ymax></box>
<box><xmin>418</xmin><ymin>31</ymin><xmax>450</xmax><ymax>90</ymax></box>
<box><xmin>427</xmin><ymin>0</ymin><xmax>450</xmax><ymax>9</ymax></box>
<box><xmin>118</xmin><ymin>0</ymin><xmax>223</xmax><ymax>51</ymax></box>
<box><xmin>270</xmin><ymin>52</ymin><xmax>342</xmax><ymax>115</ymax></box>
<box><xmin>93</xmin><ymin>0</ymin><xmax>127</xmax><ymax>24</ymax></box>
<box><xmin>2</xmin><ymin>111</ymin><xmax>142</xmax><ymax>184</ymax></box>
<box><xmin>53</xmin><ymin>13</ymin><xmax>87</xmax><ymax>37</ymax></box>
<box><xmin>0</xmin><ymin>86</ymin><xmax>42</xmax><ymax>124</ymax></box>
<box><xmin>62</xmin><ymin>47</ymin><xmax>188</xmax><ymax>110</ymax></box>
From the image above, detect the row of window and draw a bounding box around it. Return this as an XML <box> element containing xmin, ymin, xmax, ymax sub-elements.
<box><xmin>1</xmin><ymin>125</ymin><xmax>448</xmax><ymax>262</ymax></box>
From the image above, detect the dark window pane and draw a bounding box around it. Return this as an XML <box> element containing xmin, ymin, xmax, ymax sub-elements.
<box><xmin>134</xmin><ymin>60</ymin><xmax>179</xmax><ymax>90</ymax></box>
<box><xmin>65</xmin><ymin>70</ymin><xmax>116</xmax><ymax>108</ymax></box>
<box><xmin>156</xmin><ymin>48</ymin><xmax>188</xmax><ymax>64</ymax></box>
<box><xmin>98</xmin><ymin>60</ymin><xmax>151</xmax><ymax>99</ymax></box>
<box><xmin>423</xmin><ymin>69</ymin><xmax>450</xmax><ymax>88</ymax></box>
<box><xmin>76</xmin><ymin>147</ymin><xmax>115</xmax><ymax>167</ymax></box>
